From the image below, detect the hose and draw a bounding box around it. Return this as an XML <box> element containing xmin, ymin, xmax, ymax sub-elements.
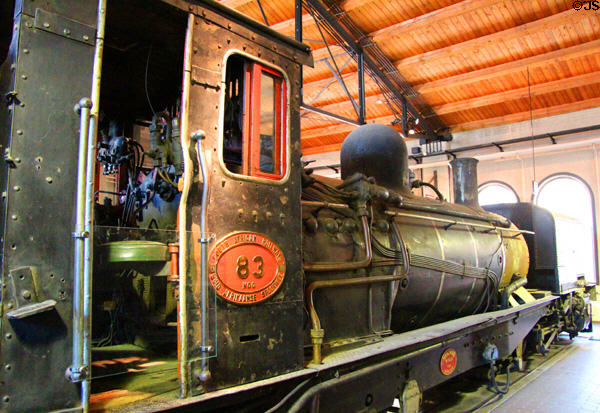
<box><xmin>460</xmin><ymin>362</ymin><xmax>511</xmax><ymax>413</ymax></box>
<box><xmin>411</xmin><ymin>179</ymin><xmax>445</xmax><ymax>201</ymax></box>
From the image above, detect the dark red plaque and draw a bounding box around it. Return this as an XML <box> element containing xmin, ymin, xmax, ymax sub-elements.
<box><xmin>440</xmin><ymin>348</ymin><xmax>458</xmax><ymax>376</ymax></box>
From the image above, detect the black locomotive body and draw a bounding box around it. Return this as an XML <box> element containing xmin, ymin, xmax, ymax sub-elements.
<box><xmin>0</xmin><ymin>1</ymin><xmax>593</xmax><ymax>412</ymax></box>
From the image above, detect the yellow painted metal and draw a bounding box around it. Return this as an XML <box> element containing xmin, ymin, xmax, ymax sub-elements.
<box><xmin>499</xmin><ymin>223</ymin><xmax>530</xmax><ymax>288</ymax></box>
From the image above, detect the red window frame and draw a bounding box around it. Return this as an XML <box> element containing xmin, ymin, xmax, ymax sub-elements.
<box><xmin>240</xmin><ymin>62</ymin><xmax>287</xmax><ymax>180</ymax></box>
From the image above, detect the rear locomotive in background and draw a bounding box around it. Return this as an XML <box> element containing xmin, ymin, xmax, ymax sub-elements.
<box><xmin>0</xmin><ymin>0</ymin><xmax>593</xmax><ymax>412</ymax></box>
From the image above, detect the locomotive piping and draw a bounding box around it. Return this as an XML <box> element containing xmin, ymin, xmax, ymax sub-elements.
<box><xmin>289</xmin><ymin>340</ymin><xmax>447</xmax><ymax>413</ymax></box>
<box><xmin>501</xmin><ymin>277</ymin><xmax>528</xmax><ymax>309</ymax></box>
<box><xmin>69</xmin><ymin>97</ymin><xmax>91</xmax><ymax>388</ymax></box>
<box><xmin>81</xmin><ymin>3</ymin><xmax>107</xmax><ymax>410</ymax></box>
<box><xmin>306</xmin><ymin>274</ymin><xmax>408</xmax><ymax>364</ymax></box>
<box><xmin>303</xmin><ymin>215</ymin><xmax>372</xmax><ymax>271</ymax></box>
<box><xmin>306</xmin><ymin>223</ymin><xmax>409</xmax><ymax>364</ymax></box>
<box><xmin>178</xmin><ymin>12</ymin><xmax>195</xmax><ymax>397</ymax></box>
<box><xmin>194</xmin><ymin>134</ymin><xmax>211</xmax><ymax>383</ymax></box>
<box><xmin>384</xmin><ymin>210</ymin><xmax>533</xmax><ymax>235</ymax></box>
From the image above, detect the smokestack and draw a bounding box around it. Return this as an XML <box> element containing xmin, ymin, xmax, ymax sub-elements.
<box><xmin>450</xmin><ymin>158</ymin><xmax>480</xmax><ymax>209</ymax></box>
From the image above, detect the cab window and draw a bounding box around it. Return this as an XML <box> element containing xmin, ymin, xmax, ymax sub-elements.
<box><xmin>223</xmin><ymin>54</ymin><xmax>287</xmax><ymax>180</ymax></box>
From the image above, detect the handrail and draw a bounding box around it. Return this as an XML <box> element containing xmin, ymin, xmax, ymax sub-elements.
<box><xmin>68</xmin><ymin>97</ymin><xmax>92</xmax><ymax>384</ymax></box>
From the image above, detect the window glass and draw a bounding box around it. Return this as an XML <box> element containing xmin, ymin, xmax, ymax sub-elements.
<box><xmin>259</xmin><ymin>73</ymin><xmax>276</xmax><ymax>174</ymax></box>
<box><xmin>535</xmin><ymin>175</ymin><xmax>597</xmax><ymax>284</ymax></box>
<box><xmin>223</xmin><ymin>54</ymin><xmax>286</xmax><ymax>180</ymax></box>
<box><xmin>478</xmin><ymin>182</ymin><xmax>519</xmax><ymax>206</ymax></box>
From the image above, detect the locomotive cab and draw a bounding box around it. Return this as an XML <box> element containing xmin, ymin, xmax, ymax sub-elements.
<box><xmin>0</xmin><ymin>0</ymin><xmax>311</xmax><ymax>410</ymax></box>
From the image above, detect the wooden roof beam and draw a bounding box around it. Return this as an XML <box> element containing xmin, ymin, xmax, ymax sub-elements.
<box><xmin>434</xmin><ymin>71</ymin><xmax>600</xmax><ymax>115</ymax></box>
<box><xmin>395</xmin><ymin>9</ymin><xmax>579</xmax><ymax>71</ymax></box>
<box><xmin>369</xmin><ymin>0</ymin><xmax>506</xmax><ymax>43</ymax></box>
<box><xmin>305</xmin><ymin>40</ymin><xmax>600</xmax><ymax>119</ymax></box>
<box><xmin>218</xmin><ymin>0</ymin><xmax>255</xmax><ymax>8</ymax></box>
<box><xmin>450</xmin><ymin>96</ymin><xmax>600</xmax><ymax>132</ymax></box>
<box><xmin>302</xmin><ymin>143</ymin><xmax>344</xmax><ymax>155</ymax></box>
<box><xmin>415</xmin><ymin>39</ymin><xmax>600</xmax><ymax>95</ymax></box>
<box><xmin>269</xmin><ymin>0</ymin><xmax>507</xmax><ymax>44</ymax></box>
<box><xmin>301</xmin><ymin>114</ymin><xmax>396</xmax><ymax>141</ymax></box>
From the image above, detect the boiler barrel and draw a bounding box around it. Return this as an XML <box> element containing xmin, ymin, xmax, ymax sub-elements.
<box><xmin>387</xmin><ymin>209</ymin><xmax>529</xmax><ymax>332</ymax></box>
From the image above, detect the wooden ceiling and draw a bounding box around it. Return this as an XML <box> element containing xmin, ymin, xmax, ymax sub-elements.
<box><xmin>219</xmin><ymin>0</ymin><xmax>600</xmax><ymax>155</ymax></box>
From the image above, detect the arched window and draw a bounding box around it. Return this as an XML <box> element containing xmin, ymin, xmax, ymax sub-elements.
<box><xmin>478</xmin><ymin>181</ymin><xmax>519</xmax><ymax>206</ymax></box>
<box><xmin>535</xmin><ymin>173</ymin><xmax>598</xmax><ymax>285</ymax></box>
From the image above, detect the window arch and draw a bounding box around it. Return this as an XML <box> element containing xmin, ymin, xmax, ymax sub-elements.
<box><xmin>535</xmin><ymin>173</ymin><xmax>598</xmax><ymax>285</ymax></box>
<box><xmin>478</xmin><ymin>181</ymin><xmax>519</xmax><ymax>206</ymax></box>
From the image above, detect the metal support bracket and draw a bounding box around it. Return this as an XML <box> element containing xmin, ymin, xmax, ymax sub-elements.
<box><xmin>34</xmin><ymin>8</ymin><xmax>96</xmax><ymax>46</ymax></box>
<box><xmin>5</xmin><ymin>267</ymin><xmax>57</xmax><ymax>320</ymax></box>
<box><xmin>492</xmin><ymin>142</ymin><xmax>504</xmax><ymax>152</ymax></box>
<box><xmin>400</xmin><ymin>379</ymin><xmax>421</xmax><ymax>413</ymax></box>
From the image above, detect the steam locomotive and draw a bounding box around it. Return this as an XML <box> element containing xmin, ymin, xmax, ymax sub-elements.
<box><xmin>0</xmin><ymin>0</ymin><xmax>592</xmax><ymax>412</ymax></box>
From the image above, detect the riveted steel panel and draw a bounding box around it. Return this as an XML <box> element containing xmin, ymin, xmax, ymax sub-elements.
<box><xmin>0</xmin><ymin>3</ymin><xmax>95</xmax><ymax>411</ymax></box>
<box><xmin>183</xmin><ymin>4</ymin><xmax>308</xmax><ymax>395</ymax></box>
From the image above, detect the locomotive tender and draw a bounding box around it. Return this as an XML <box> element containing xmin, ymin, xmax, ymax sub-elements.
<box><xmin>0</xmin><ymin>0</ymin><xmax>592</xmax><ymax>412</ymax></box>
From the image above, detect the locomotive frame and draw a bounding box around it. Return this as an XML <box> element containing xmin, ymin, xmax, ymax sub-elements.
<box><xmin>0</xmin><ymin>0</ymin><xmax>593</xmax><ymax>412</ymax></box>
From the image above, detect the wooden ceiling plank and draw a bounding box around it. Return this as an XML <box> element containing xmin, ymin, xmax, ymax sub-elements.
<box><xmin>302</xmin><ymin>143</ymin><xmax>343</xmax><ymax>155</ymax></box>
<box><xmin>302</xmin><ymin>114</ymin><xmax>397</xmax><ymax>141</ymax></box>
<box><xmin>449</xmin><ymin>95</ymin><xmax>600</xmax><ymax>132</ymax></box>
<box><xmin>306</xmin><ymin>61</ymin><xmax>600</xmax><ymax>118</ymax></box>
<box><xmin>370</xmin><ymin>0</ymin><xmax>506</xmax><ymax>43</ymax></box>
<box><xmin>433</xmin><ymin>70</ymin><xmax>600</xmax><ymax>115</ymax></box>
<box><xmin>219</xmin><ymin>0</ymin><xmax>255</xmax><ymax>9</ymax></box>
<box><xmin>395</xmin><ymin>9</ymin><xmax>579</xmax><ymax>70</ymax></box>
<box><xmin>415</xmin><ymin>39</ymin><xmax>600</xmax><ymax>94</ymax></box>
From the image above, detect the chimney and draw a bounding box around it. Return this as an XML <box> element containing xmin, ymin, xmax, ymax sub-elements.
<box><xmin>450</xmin><ymin>158</ymin><xmax>480</xmax><ymax>209</ymax></box>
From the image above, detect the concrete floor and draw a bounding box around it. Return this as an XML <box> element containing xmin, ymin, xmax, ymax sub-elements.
<box><xmin>486</xmin><ymin>331</ymin><xmax>600</xmax><ymax>413</ymax></box>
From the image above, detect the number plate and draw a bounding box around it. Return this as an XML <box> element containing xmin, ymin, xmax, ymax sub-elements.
<box><xmin>208</xmin><ymin>232</ymin><xmax>286</xmax><ymax>304</ymax></box>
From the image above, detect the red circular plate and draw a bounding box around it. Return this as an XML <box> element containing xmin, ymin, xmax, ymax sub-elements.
<box><xmin>440</xmin><ymin>348</ymin><xmax>458</xmax><ymax>376</ymax></box>
<box><xmin>208</xmin><ymin>232</ymin><xmax>286</xmax><ymax>304</ymax></box>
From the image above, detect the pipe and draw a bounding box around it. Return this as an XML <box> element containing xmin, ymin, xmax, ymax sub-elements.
<box><xmin>303</xmin><ymin>215</ymin><xmax>372</xmax><ymax>271</ymax></box>
<box><xmin>80</xmin><ymin>3</ymin><xmax>107</xmax><ymax>410</ymax></box>
<box><xmin>168</xmin><ymin>243</ymin><xmax>179</xmax><ymax>282</ymax></box>
<box><xmin>450</xmin><ymin>158</ymin><xmax>480</xmax><ymax>209</ymax></box>
<box><xmin>306</xmin><ymin>228</ymin><xmax>408</xmax><ymax>365</ymax></box>
<box><xmin>288</xmin><ymin>340</ymin><xmax>446</xmax><ymax>413</ymax></box>
<box><xmin>384</xmin><ymin>211</ymin><xmax>534</xmax><ymax>234</ymax></box>
<box><xmin>501</xmin><ymin>277</ymin><xmax>528</xmax><ymax>309</ymax></box>
<box><xmin>193</xmin><ymin>132</ymin><xmax>211</xmax><ymax>383</ymax></box>
<box><xmin>399</xmin><ymin>201</ymin><xmax>511</xmax><ymax>227</ymax></box>
<box><xmin>410</xmin><ymin>136</ymin><xmax>600</xmax><ymax>170</ymax></box>
<box><xmin>301</xmin><ymin>200</ymin><xmax>350</xmax><ymax>209</ymax></box>
<box><xmin>411</xmin><ymin>180</ymin><xmax>444</xmax><ymax>201</ymax></box>
<box><xmin>306</xmin><ymin>274</ymin><xmax>408</xmax><ymax>364</ymax></box>
<box><xmin>68</xmin><ymin>97</ymin><xmax>92</xmax><ymax>387</ymax></box>
<box><xmin>178</xmin><ymin>12</ymin><xmax>195</xmax><ymax>397</ymax></box>
<box><xmin>413</xmin><ymin>124</ymin><xmax>600</xmax><ymax>161</ymax></box>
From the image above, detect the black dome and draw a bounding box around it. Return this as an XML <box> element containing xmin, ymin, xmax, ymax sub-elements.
<box><xmin>340</xmin><ymin>124</ymin><xmax>409</xmax><ymax>193</ymax></box>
